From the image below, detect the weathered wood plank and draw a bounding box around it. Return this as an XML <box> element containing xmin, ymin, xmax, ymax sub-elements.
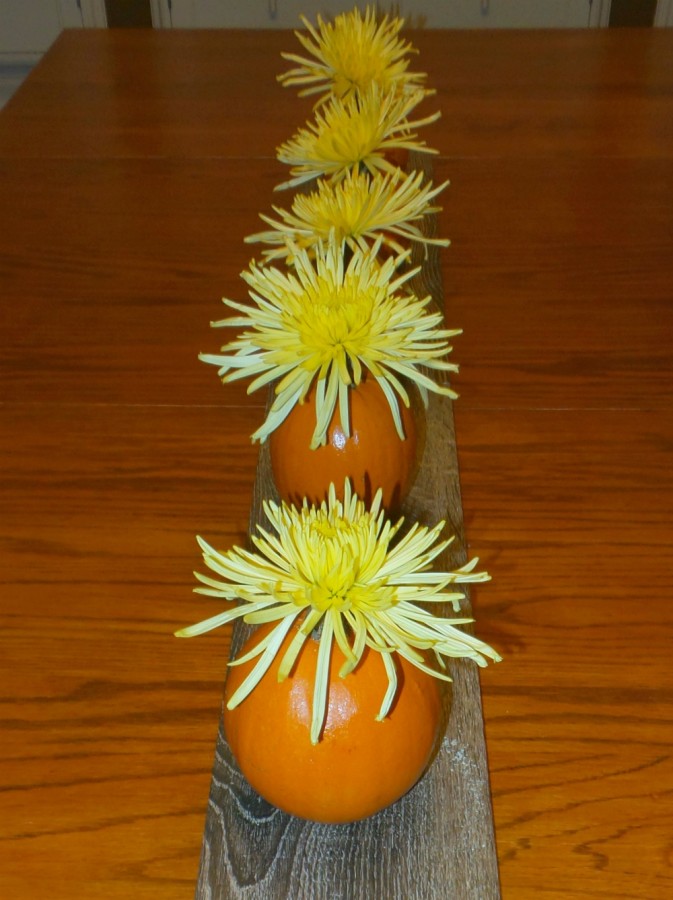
<box><xmin>194</xmin><ymin>157</ymin><xmax>500</xmax><ymax>898</ymax></box>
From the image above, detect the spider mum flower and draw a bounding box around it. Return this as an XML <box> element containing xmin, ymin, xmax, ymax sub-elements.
<box><xmin>246</xmin><ymin>168</ymin><xmax>450</xmax><ymax>261</ymax></box>
<box><xmin>278</xmin><ymin>6</ymin><xmax>428</xmax><ymax>104</ymax></box>
<box><xmin>175</xmin><ymin>482</ymin><xmax>501</xmax><ymax>744</ymax></box>
<box><xmin>276</xmin><ymin>83</ymin><xmax>440</xmax><ymax>191</ymax></box>
<box><xmin>199</xmin><ymin>236</ymin><xmax>461</xmax><ymax>448</ymax></box>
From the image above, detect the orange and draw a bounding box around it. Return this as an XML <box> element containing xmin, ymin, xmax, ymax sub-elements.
<box><xmin>223</xmin><ymin>619</ymin><xmax>444</xmax><ymax>824</ymax></box>
<box><xmin>269</xmin><ymin>377</ymin><xmax>421</xmax><ymax>512</ymax></box>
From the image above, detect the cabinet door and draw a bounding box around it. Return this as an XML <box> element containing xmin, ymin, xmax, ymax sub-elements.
<box><xmin>156</xmin><ymin>0</ymin><xmax>609</xmax><ymax>29</ymax></box>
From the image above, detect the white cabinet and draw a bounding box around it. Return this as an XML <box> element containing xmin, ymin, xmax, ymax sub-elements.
<box><xmin>1</xmin><ymin>1</ymin><xmax>80</xmax><ymax>63</ymax></box>
<box><xmin>655</xmin><ymin>0</ymin><xmax>673</xmax><ymax>24</ymax></box>
<box><xmin>0</xmin><ymin>0</ymin><xmax>107</xmax><ymax>63</ymax></box>
<box><xmin>0</xmin><ymin>0</ymin><xmax>107</xmax><ymax>107</ymax></box>
<box><xmin>152</xmin><ymin>0</ymin><xmax>611</xmax><ymax>29</ymax></box>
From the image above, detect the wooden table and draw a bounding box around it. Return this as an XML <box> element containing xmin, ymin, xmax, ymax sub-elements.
<box><xmin>2</xmin><ymin>26</ymin><xmax>672</xmax><ymax>899</ymax></box>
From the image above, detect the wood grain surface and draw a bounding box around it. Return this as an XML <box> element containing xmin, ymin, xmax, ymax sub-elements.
<box><xmin>1</xmin><ymin>29</ymin><xmax>672</xmax><ymax>160</ymax></box>
<box><xmin>1</xmin><ymin>26</ymin><xmax>672</xmax><ymax>900</ymax></box>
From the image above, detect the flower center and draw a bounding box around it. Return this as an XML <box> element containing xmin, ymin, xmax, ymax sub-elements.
<box><xmin>283</xmin><ymin>514</ymin><xmax>398</xmax><ymax>614</ymax></box>
<box><xmin>292</xmin><ymin>279</ymin><xmax>379</xmax><ymax>365</ymax></box>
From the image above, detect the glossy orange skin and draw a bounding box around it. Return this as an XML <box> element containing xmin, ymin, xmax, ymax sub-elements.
<box><xmin>223</xmin><ymin>621</ymin><xmax>444</xmax><ymax>824</ymax></box>
<box><xmin>269</xmin><ymin>378</ymin><xmax>420</xmax><ymax>512</ymax></box>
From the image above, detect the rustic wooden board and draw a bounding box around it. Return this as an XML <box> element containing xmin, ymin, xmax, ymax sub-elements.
<box><xmin>194</xmin><ymin>158</ymin><xmax>500</xmax><ymax>899</ymax></box>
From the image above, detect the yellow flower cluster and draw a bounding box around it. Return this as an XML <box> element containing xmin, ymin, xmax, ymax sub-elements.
<box><xmin>178</xmin><ymin>6</ymin><xmax>499</xmax><ymax>743</ymax></box>
<box><xmin>246</xmin><ymin>167</ymin><xmax>450</xmax><ymax>261</ymax></box>
<box><xmin>200</xmin><ymin>5</ymin><xmax>454</xmax><ymax>447</ymax></box>
<box><xmin>275</xmin><ymin>83</ymin><xmax>440</xmax><ymax>190</ymax></box>
<box><xmin>277</xmin><ymin>6</ymin><xmax>428</xmax><ymax>103</ymax></box>
<box><xmin>177</xmin><ymin>483</ymin><xmax>500</xmax><ymax>744</ymax></box>
<box><xmin>200</xmin><ymin>238</ymin><xmax>460</xmax><ymax>448</ymax></box>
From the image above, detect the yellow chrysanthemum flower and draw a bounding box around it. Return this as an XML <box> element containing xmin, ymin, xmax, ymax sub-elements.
<box><xmin>199</xmin><ymin>236</ymin><xmax>460</xmax><ymax>448</ymax></box>
<box><xmin>246</xmin><ymin>168</ymin><xmax>450</xmax><ymax>261</ymax></box>
<box><xmin>278</xmin><ymin>6</ymin><xmax>428</xmax><ymax>103</ymax></box>
<box><xmin>276</xmin><ymin>83</ymin><xmax>440</xmax><ymax>191</ymax></box>
<box><xmin>175</xmin><ymin>481</ymin><xmax>500</xmax><ymax>744</ymax></box>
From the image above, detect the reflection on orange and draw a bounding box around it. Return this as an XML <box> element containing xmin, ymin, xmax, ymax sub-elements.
<box><xmin>269</xmin><ymin>377</ymin><xmax>421</xmax><ymax>512</ymax></box>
